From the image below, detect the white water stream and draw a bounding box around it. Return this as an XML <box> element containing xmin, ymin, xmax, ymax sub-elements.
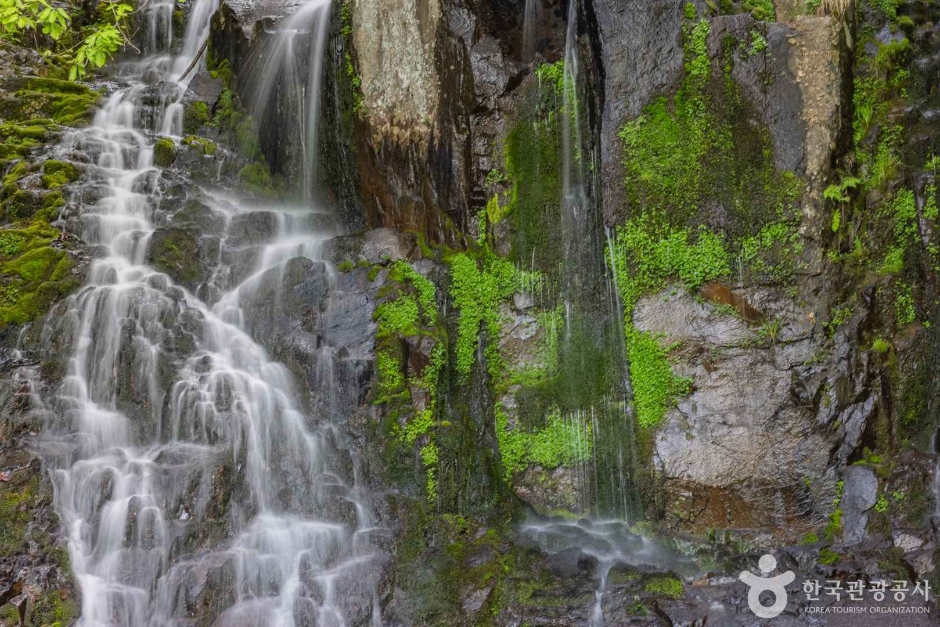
<box><xmin>36</xmin><ymin>1</ymin><xmax>384</xmax><ymax>624</ymax></box>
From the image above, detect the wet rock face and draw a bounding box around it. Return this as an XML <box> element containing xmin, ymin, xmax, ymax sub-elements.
<box><xmin>0</xmin><ymin>355</ymin><xmax>78</xmax><ymax>625</ymax></box>
<box><xmin>636</xmin><ymin>286</ymin><xmax>878</xmax><ymax>536</ymax></box>
<box><xmin>590</xmin><ymin>0</ymin><xmax>685</xmax><ymax>225</ymax></box>
<box><xmin>352</xmin><ymin>0</ymin><xmax>442</xmax><ymax>140</ymax></box>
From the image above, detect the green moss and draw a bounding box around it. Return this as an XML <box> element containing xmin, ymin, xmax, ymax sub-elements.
<box><xmin>0</xmin><ymin>245</ymin><xmax>75</xmax><ymax>325</ymax></box>
<box><xmin>182</xmin><ymin>135</ymin><xmax>218</xmax><ymax>156</ymax></box>
<box><xmin>448</xmin><ymin>251</ymin><xmax>516</xmax><ymax>378</ymax></box>
<box><xmin>147</xmin><ymin>228</ymin><xmax>202</xmax><ymax>287</ymax></box>
<box><xmin>799</xmin><ymin>531</ymin><xmax>819</xmax><ymax>545</ymax></box>
<box><xmin>0</xmin><ymin>475</ymin><xmax>35</xmax><ymax>556</ymax></box>
<box><xmin>336</xmin><ymin>260</ymin><xmax>355</xmax><ymax>272</ymax></box>
<box><xmin>644</xmin><ymin>575</ymin><xmax>684</xmax><ymax>599</ymax></box>
<box><xmin>818</xmin><ymin>548</ymin><xmax>840</xmax><ymax>565</ymax></box>
<box><xmin>502</xmin><ymin>76</ymin><xmax>563</xmax><ymax>274</ymax></box>
<box><xmin>373</xmin><ymin>261</ymin><xmax>446</xmax><ymax>499</ymax></box>
<box><xmin>495</xmin><ymin>405</ymin><xmax>592</xmax><ymax>480</ymax></box>
<box><xmin>0</xmin><ymin>123</ymin><xmax>49</xmax><ymax>141</ymax></box>
<box><xmin>534</xmin><ymin>60</ymin><xmax>565</xmax><ymax>92</ymax></box>
<box><xmin>871</xmin><ymin>338</ymin><xmax>890</xmax><ymax>353</ymax></box>
<box><xmin>30</xmin><ymin>589</ymin><xmax>78</xmax><ymax>626</ymax></box>
<box><xmin>183</xmin><ymin>101</ymin><xmax>210</xmax><ymax>135</ymax></box>
<box><xmin>238</xmin><ymin>163</ymin><xmax>274</xmax><ymax>196</ymax></box>
<box><xmin>153</xmin><ymin>138</ymin><xmax>177</xmax><ymax>168</ymax></box>
<box><xmin>742</xmin><ymin>0</ymin><xmax>775</xmax><ymax>20</ymax></box>
<box><xmin>12</xmin><ymin>78</ymin><xmax>100</xmax><ymax>126</ymax></box>
<box><xmin>41</xmin><ymin>159</ymin><xmax>82</xmax><ymax>189</ymax></box>
<box><xmin>608</xmin><ymin>218</ymin><xmax>725</xmax><ymax>428</ymax></box>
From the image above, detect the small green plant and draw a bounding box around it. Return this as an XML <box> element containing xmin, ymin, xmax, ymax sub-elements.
<box><xmin>644</xmin><ymin>576</ymin><xmax>684</xmax><ymax>599</ymax></box>
<box><xmin>758</xmin><ymin>318</ymin><xmax>782</xmax><ymax>346</ymax></box>
<box><xmin>871</xmin><ymin>338</ymin><xmax>890</xmax><ymax>354</ymax></box>
<box><xmin>825</xmin><ymin>305</ymin><xmax>852</xmax><ymax>337</ymax></box>
<box><xmin>818</xmin><ymin>548</ymin><xmax>840</xmax><ymax>565</ymax></box>
<box><xmin>742</xmin><ymin>0</ymin><xmax>775</xmax><ymax>21</ymax></box>
<box><xmin>748</xmin><ymin>30</ymin><xmax>768</xmax><ymax>56</ymax></box>
<box><xmin>535</xmin><ymin>60</ymin><xmax>565</xmax><ymax>93</ymax></box>
<box><xmin>874</xmin><ymin>495</ymin><xmax>889</xmax><ymax>514</ymax></box>
<box><xmin>485</xmin><ymin>168</ymin><xmax>507</xmax><ymax>187</ymax></box>
<box><xmin>895</xmin><ymin>282</ymin><xmax>916</xmax><ymax>326</ymax></box>
<box><xmin>799</xmin><ymin>531</ymin><xmax>819</xmax><ymax>545</ymax></box>
<box><xmin>336</xmin><ymin>260</ymin><xmax>354</xmax><ymax>272</ymax></box>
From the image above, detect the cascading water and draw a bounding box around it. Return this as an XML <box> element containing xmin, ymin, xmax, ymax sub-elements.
<box><xmin>36</xmin><ymin>1</ymin><xmax>384</xmax><ymax>625</ymax></box>
<box><xmin>554</xmin><ymin>0</ymin><xmax>640</xmax><ymax>523</ymax></box>
<box><xmin>242</xmin><ymin>0</ymin><xmax>332</xmax><ymax>205</ymax></box>
<box><xmin>521</xmin><ymin>3</ymin><xmax>645</xmax><ymax>622</ymax></box>
<box><xmin>522</xmin><ymin>0</ymin><xmax>539</xmax><ymax>63</ymax></box>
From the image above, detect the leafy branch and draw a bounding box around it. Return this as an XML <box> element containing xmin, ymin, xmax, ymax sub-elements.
<box><xmin>0</xmin><ymin>0</ymin><xmax>135</xmax><ymax>80</ymax></box>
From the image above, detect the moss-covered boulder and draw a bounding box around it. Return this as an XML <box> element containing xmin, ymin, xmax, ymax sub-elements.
<box><xmin>153</xmin><ymin>138</ymin><xmax>177</xmax><ymax>168</ymax></box>
<box><xmin>237</xmin><ymin>163</ymin><xmax>273</xmax><ymax>195</ymax></box>
<box><xmin>0</xmin><ymin>221</ymin><xmax>79</xmax><ymax>328</ymax></box>
<box><xmin>146</xmin><ymin>226</ymin><xmax>204</xmax><ymax>289</ymax></box>
<box><xmin>0</xmin><ymin>77</ymin><xmax>100</xmax><ymax>127</ymax></box>
<box><xmin>183</xmin><ymin>101</ymin><xmax>210</xmax><ymax>135</ymax></box>
<box><xmin>41</xmin><ymin>159</ymin><xmax>82</xmax><ymax>189</ymax></box>
<box><xmin>182</xmin><ymin>134</ymin><xmax>217</xmax><ymax>156</ymax></box>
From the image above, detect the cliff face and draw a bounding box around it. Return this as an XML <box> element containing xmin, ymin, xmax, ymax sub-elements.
<box><xmin>2</xmin><ymin>0</ymin><xmax>940</xmax><ymax>624</ymax></box>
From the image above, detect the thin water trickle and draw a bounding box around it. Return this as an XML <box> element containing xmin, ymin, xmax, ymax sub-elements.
<box><xmin>37</xmin><ymin>1</ymin><xmax>385</xmax><ymax>624</ymax></box>
<box><xmin>242</xmin><ymin>0</ymin><xmax>332</xmax><ymax>205</ymax></box>
<box><xmin>522</xmin><ymin>0</ymin><xmax>539</xmax><ymax>63</ymax></box>
<box><xmin>521</xmin><ymin>517</ymin><xmax>698</xmax><ymax>626</ymax></box>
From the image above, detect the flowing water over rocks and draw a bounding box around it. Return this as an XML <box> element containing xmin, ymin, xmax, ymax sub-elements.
<box><xmin>27</xmin><ymin>1</ymin><xmax>385</xmax><ymax>624</ymax></box>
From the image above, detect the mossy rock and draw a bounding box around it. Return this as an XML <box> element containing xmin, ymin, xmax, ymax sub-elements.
<box><xmin>0</xmin><ymin>123</ymin><xmax>49</xmax><ymax>142</ymax></box>
<box><xmin>41</xmin><ymin>160</ymin><xmax>82</xmax><ymax>189</ymax></box>
<box><xmin>0</xmin><ymin>78</ymin><xmax>100</xmax><ymax>127</ymax></box>
<box><xmin>238</xmin><ymin>163</ymin><xmax>274</xmax><ymax>196</ymax></box>
<box><xmin>153</xmin><ymin>138</ymin><xmax>177</xmax><ymax>168</ymax></box>
<box><xmin>183</xmin><ymin>101</ymin><xmax>210</xmax><ymax>135</ymax></box>
<box><xmin>643</xmin><ymin>574</ymin><xmax>684</xmax><ymax>599</ymax></box>
<box><xmin>146</xmin><ymin>226</ymin><xmax>204</xmax><ymax>288</ymax></box>
<box><xmin>1</xmin><ymin>189</ymin><xmax>45</xmax><ymax>223</ymax></box>
<box><xmin>0</xmin><ymin>226</ymin><xmax>80</xmax><ymax>326</ymax></box>
<box><xmin>182</xmin><ymin>134</ymin><xmax>217</xmax><ymax>156</ymax></box>
<box><xmin>0</xmin><ymin>471</ymin><xmax>37</xmax><ymax>556</ymax></box>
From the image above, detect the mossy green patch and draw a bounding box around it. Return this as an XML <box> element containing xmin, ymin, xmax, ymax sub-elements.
<box><xmin>643</xmin><ymin>575</ymin><xmax>684</xmax><ymax>599</ymax></box>
<box><xmin>447</xmin><ymin>251</ymin><xmax>516</xmax><ymax>378</ymax></box>
<box><xmin>153</xmin><ymin>138</ymin><xmax>177</xmax><ymax>168</ymax></box>
<box><xmin>182</xmin><ymin>135</ymin><xmax>218</xmax><ymax>156</ymax></box>
<box><xmin>183</xmin><ymin>101</ymin><xmax>210</xmax><ymax>135</ymax></box>
<box><xmin>495</xmin><ymin>405</ymin><xmax>592</xmax><ymax>480</ymax></box>
<box><xmin>4</xmin><ymin>78</ymin><xmax>100</xmax><ymax>126</ymax></box>
<box><xmin>0</xmin><ymin>473</ymin><xmax>36</xmax><ymax>556</ymax></box>
<box><xmin>238</xmin><ymin>163</ymin><xmax>274</xmax><ymax>196</ymax></box>
<box><xmin>373</xmin><ymin>260</ymin><xmax>447</xmax><ymax>499</ymax></box>
<box><xmin>41</xmin><ymin>159</ymin><xmax>82</xmax><ymax>189</ymax></box>
<box><xmin>146</xmin><ymin>227</ymin><xmax>203</xmax><ymax>287</ymax></box>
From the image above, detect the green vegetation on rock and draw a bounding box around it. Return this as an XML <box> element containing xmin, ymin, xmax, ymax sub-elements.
<box><xmin>447</xmin><ymin>251</ymin><xmax>516</xmax><ymax>378</ymax></box>
<box><xmin>41</xmin><ymin>159</ymin><xmax>82</xmax><ymax>189</ymax></box>
<box><xmin>183</xmin><ymin>101</ymin><xmax>210</xmax><ymax>135</ymax></box>
<box><xmin>153</xmin><ymin>138</ymin><xmax>177</xmax><ymax>168</ymax></box>
<box><xmin>609</xmin><ymin>12</ymin><xmax>803</xmax><ymax>430</ymax></box>
<box><xmin>644</xmin><ymin>575</ymin><xmax>684</xmax><ymax>599</ymax></box>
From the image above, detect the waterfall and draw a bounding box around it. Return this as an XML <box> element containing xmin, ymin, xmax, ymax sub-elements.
<box><xmin>548</xmin><ymin>0</ymin><xmax>639</xmax><ymax>523</ymax></box>
<box><xmin>242</xmin><ymin>0</ymin><xmax>332</xmax><ymax>205</ymax></box>
<box><xmin>522</xmin><ymin>0</ymin><xmax>539</xmax><ymax>63</ymax></box>
<box><xmin>37</xmin><ymin>0</ymin><xmax>384</xmax><ymax>624</ymax></box>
